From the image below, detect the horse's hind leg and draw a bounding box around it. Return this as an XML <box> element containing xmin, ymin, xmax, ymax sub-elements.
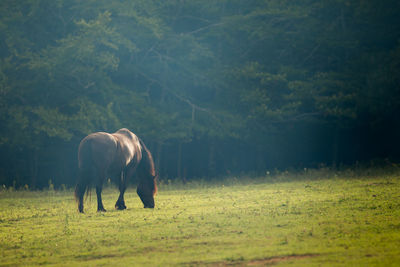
<box><xmin>95</xmin><ymin>170</ymin><xmax>107</xmax><ymax>212</ymax></box>
<box><xmin>75</xmin><ymin>169</ymin><xmax>89</xmax><ymax>213</ymax></box>
<box><xmin>96</xmin><ymin>184</ymin><xmax>106</xmax><ymax>212</ymax></box>
<box><xmin>115</xmin><ymin>171</ymin><xmax>127</xmax><ymax>210</ymax></box>
<box><xmin>75</xmin><ymin>185</ymin><xmax>86</xmax><ymax>213</ymax></box>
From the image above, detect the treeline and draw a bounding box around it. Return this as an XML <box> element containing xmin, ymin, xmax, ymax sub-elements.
<box><xmin>1</xmin><ymin>1</ymin><xmax>399</xmax><ymax>188</ymax></box>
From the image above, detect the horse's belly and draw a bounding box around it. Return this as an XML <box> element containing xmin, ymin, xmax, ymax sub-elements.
<box><xmin>79</xmin><ymin>132</ymin><xmax>118</xmax><ymax>171</ymax></box>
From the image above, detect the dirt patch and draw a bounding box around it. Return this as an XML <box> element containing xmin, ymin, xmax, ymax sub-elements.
<box><xmin>187</xmin><ymin>254</ymin><xmax>319</xmax><ymax>266</ymax></box>
<box><xmin>74</xmin><ymin>253</ymin><xmax>118</xmax><ymax>261</ymax></box>
<box><xmin>366</xmin><ymin>181</ymin><xmax>395</xmax><ymax>187</ymax></box>
<box><xmin>246</xmin><ymin>254</ymin><xmax>319</xmax><ymax>266</ymax></box>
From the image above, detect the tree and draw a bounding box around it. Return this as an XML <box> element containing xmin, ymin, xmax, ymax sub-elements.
<box><xmin>1</xmin><ymin>0</ymin><xmax>399</xmax><ymax>187</ymax></box>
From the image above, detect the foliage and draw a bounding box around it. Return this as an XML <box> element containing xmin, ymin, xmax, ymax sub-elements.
<box><xmin>0</xmin><ymin>0</ymin><xmax>399</xmax><ymax>186</ymax></box>
<box><xmin>1</xmin><ymin>172</ymin><xmax>400</xmax><ymax>266</ymax></box>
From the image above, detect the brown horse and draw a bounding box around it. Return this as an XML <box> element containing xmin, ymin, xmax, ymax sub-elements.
<box><xmin>75</xmin><ymin>128</ymin><xmax>157</xmax><ymax>213</ymax></box>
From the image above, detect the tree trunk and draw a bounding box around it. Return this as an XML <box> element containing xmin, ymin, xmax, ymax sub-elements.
<box><xmin>29</xmin><ymin>149</ymin><xmax>38</xmax><ymax>189</ymax></box>
<box><xmin>156</xmin><ymin>141</ymin><xmax>162</xmax><ymax>176</ymax></box>
<box><xmin>208</xmin><ymin>141</ymin><xmax>216</xmax><ymax>178</ymax></box>
<box><xmin>177</xmin><ymin>142</ymin><xmax>182</xmax><ymax>179</ymax></box>
<box><xmin>332</xmin><ymin>127</ymin><xmax>339</xmax><ymax>168</ymax></box>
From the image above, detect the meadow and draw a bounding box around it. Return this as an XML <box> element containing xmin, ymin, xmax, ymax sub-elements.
<box><xmin>1</xmin><ymin>168</ymin><xmax>400</xmax><ymax>266</ymax></box>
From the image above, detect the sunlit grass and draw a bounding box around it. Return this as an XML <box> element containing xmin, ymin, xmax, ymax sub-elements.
<box><xmin>1</xmin><ymin>169</ymin><xmax>400</xmax><ymax>266</ymax></box>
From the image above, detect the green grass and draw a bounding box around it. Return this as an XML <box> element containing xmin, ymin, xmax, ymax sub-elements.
<box><xmin>1</xmin><ymin>169</ymin><xmax>400</xmax><ymax>266</ymax></box>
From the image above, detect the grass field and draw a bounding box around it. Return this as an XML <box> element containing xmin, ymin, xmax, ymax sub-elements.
<box><xmin>1</xmin><ymin>169</ymin><xmax>400</xmax><ymax>266</ymax></box>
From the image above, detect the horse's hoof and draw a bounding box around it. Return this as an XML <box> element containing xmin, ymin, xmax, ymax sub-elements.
<box><xmin>97</xmin><ymin>208</ymin><xmax>107</xmax><ymax>212</ymax></box>
<box><xmin>115</xmin><ymin>201</ymin><xmax>127</xmax><ymax>210</ymax></box>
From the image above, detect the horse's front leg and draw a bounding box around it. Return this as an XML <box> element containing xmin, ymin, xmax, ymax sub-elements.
<box><xmin>115</xmin><ymin>171</ymin><xmax>127</xmax><ymax>210</ymax></box>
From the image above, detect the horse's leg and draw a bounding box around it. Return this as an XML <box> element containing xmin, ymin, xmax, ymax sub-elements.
<box><xmin>77</xmin><ymin>189</ymin><xmax>85</xmax><ymax>213</ymax></box>
<box><xmin>75</xmin><ymin>169</ymin><xmax>90</xmax><ymax>213</ymax></box>
<box><xmin>115</xmin><ymin>171</ymin><xmax>127</xmax><ymax>210</ymax></box>
<box><xmin>96</xmin><ymin>170</ymin><xmax>107</xmax><ymax>212</ymax></box>
<box><xmin>76</xmin><ymin>185</ymin><xmax>85</xmax><ymax>213</ymax></box>
<box><xmin>96</xmin><ymin>184</ymin><xmax>106</xmax><ymax>212</ymax></box>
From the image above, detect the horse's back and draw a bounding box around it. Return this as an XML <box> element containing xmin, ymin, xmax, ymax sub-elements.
<box><xmin>78</xmin><ymin>129</ymin><xmax>142</xmax><ymax>172</ymax></box>
<box><xmin>111</xmin><ymin>128</ymin><xmax>142</xmax><ymax>167</ymax></box>
<box><xmin>78</xmin><ymin>132</ymin><xmax>118</xmax><ymax>171</ymax></box>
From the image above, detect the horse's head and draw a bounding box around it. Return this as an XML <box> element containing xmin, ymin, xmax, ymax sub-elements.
<box><xmin>136</xmin><ymin>138</ymin><xmax>157</xmax><ymax>208</ymax></box>
<box><xmin>137</xmin><ymin>174</ymin><xmax>157</xmax><ymax>208</ymax></box>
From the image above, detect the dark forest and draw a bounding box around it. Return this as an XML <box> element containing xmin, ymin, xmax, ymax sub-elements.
<box><xmin>1</xmin><ymin>0</ymin><xmax>399</xmax><ymax>188</ymax></box>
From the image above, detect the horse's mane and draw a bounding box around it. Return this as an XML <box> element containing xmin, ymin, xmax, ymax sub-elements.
<box><xmin>138</xmin><ymin>138</ymin><xmax>157</xmax><ymax>195</ymax></box>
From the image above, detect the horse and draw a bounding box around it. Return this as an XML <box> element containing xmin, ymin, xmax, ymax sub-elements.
<box><xmin>75</xmin><ymin>128</ymin><xmax>157</xmax><ymax>213</ymax></box>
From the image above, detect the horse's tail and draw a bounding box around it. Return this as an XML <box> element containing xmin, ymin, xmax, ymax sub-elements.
<box><xmin>75</xmin><ymin>138</ymin><xmax>93</xmax><ymax>212</ymax></box>
<box><xmin>138</xmin><ymin>138</ymin><xmax>157</xmax><ymax>196</ymax></box>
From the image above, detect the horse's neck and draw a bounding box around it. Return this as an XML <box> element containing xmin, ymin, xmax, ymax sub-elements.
<box><xmin>140</xmin><ymin>147</ymin><xmax>156</xmax><ymax>177</ymax></box>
